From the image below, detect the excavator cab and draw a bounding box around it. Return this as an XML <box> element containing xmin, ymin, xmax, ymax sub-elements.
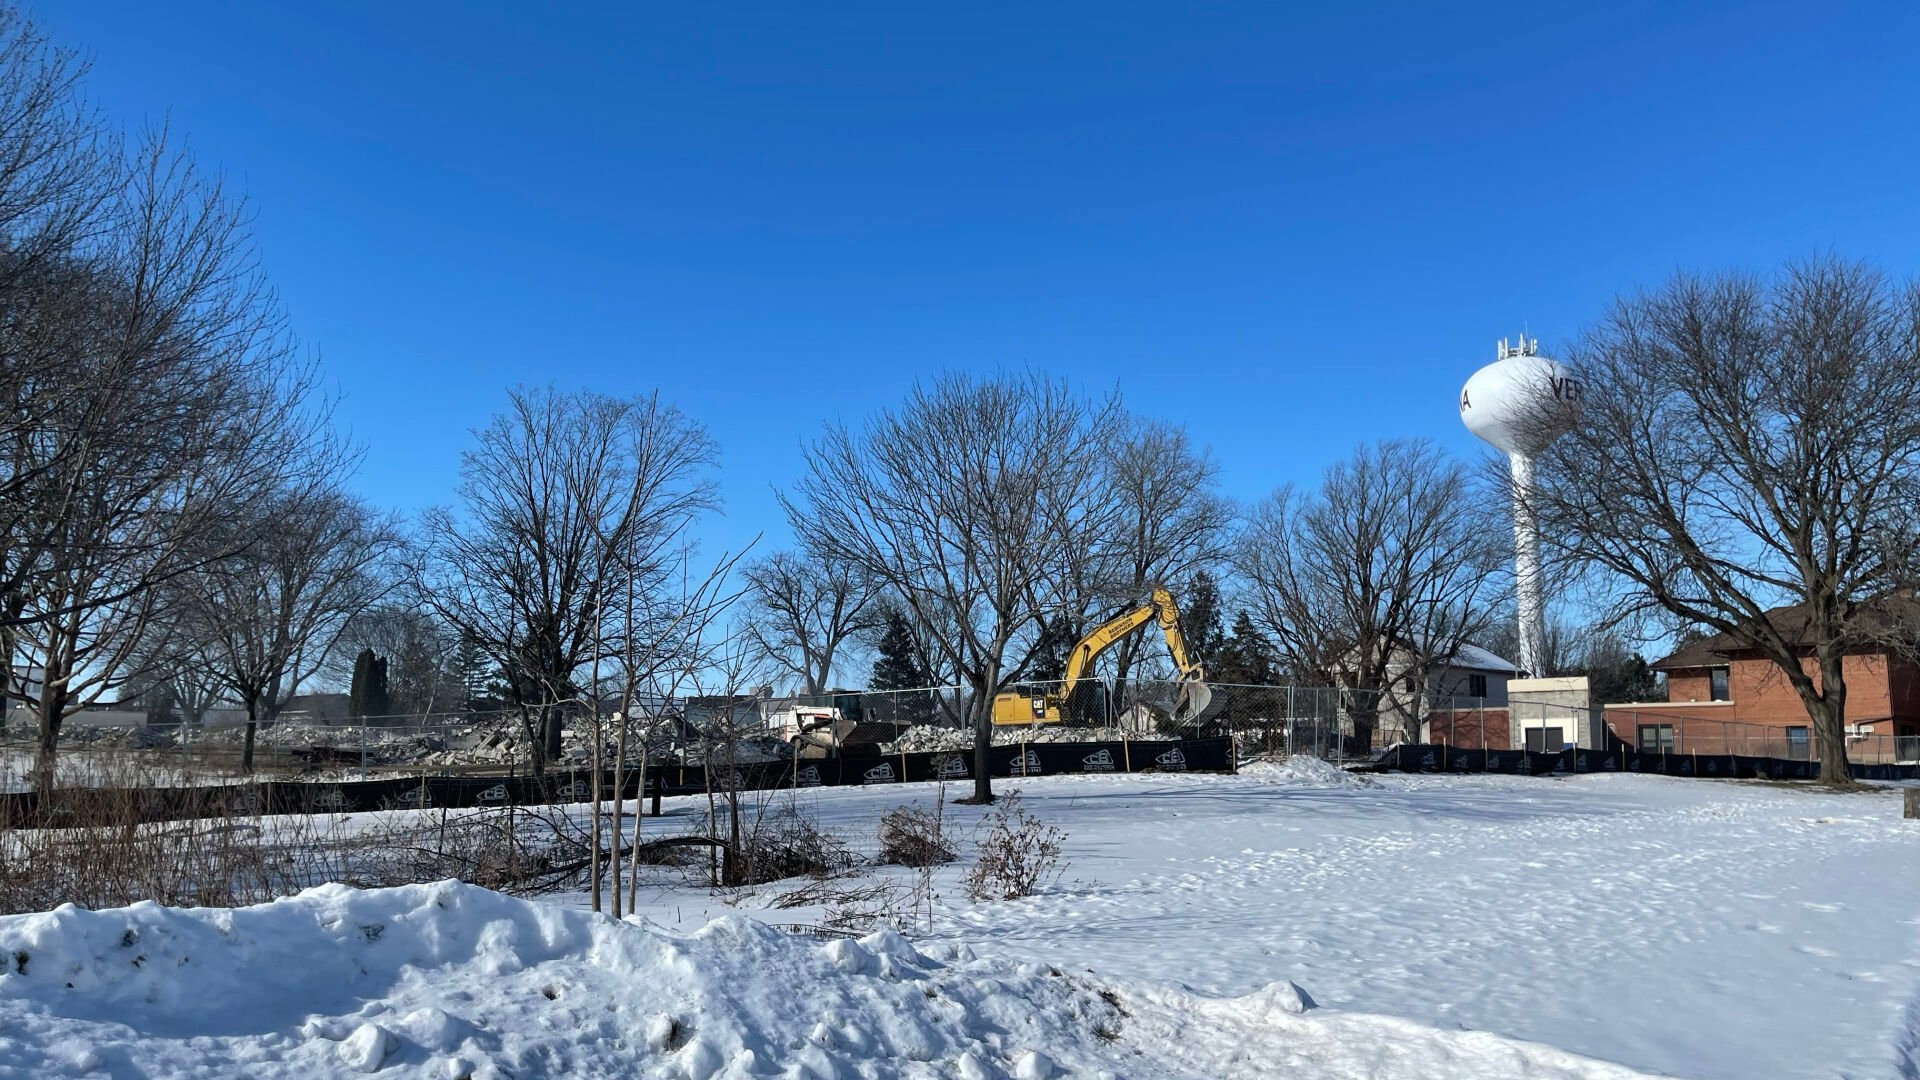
<box><xmin>991</xmin><ymin>688</ymin><xmax>1055</xmax><ymax>726</ymax></box>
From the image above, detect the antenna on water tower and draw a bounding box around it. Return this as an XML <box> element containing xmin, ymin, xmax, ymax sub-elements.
<box><xmin>1459</xmin><ymin>333</ymin><xmax>1579</xmax><ymax>677</ymax></box>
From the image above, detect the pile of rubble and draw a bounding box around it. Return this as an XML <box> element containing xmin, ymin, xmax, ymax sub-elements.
<box><xmin>882</xmin><ymin>723</ymin><xmax>1175</xmax><ymax>754</ymax></box>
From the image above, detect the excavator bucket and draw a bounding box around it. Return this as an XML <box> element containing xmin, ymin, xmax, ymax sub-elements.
<box><xmin>1170</xmin><ymin>679</ymin><xmax>1226</xmax><ymax>727</ymax></box>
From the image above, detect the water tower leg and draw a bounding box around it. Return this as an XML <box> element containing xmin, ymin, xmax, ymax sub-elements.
<box><xmin>1510</xmin><ymin>452</ymin><xmax>1546</xmax><ymax>679</ymax></box>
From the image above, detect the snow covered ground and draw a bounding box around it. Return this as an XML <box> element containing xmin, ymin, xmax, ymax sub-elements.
<box><xmin>4</xmin><ymin>765</ymin><xmax>1918</xmax><ymax>1078</ymax></box>
<box><xmin>621</xmin><ymin>764</ymin><xmax>1920</xmax><ymax>1080</ymax></box>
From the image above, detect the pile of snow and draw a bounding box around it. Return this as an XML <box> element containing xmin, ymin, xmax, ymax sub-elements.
<box><xmin>1238</xmin><ymin>754</ymin><xmax>1372</xmax><ymax>787</ymax></box>
<box><xmin>0</xmin><ymin>880</ymin><xmax>1652</xmax><ymax>1079</ymax></box>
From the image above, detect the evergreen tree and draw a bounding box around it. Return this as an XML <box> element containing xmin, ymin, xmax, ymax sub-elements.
<box><xmin>449</xmin><ymin>636</ymin><xmax>499</xmax><ymax>713</ymax></box>
<box><xmin>1582</xmin><ymin>631</ymin><xmax>1665</xmax><ymax>704</ymax></box>
<box><xmin>870</xmin><ymin>611</ymin><xmax>935</xmax><ymax>724</ymax></box>
<box><xmin>1180</xmin><ymin>569</ymin><xmax>1228</xmax><ymax>667</ymax></box>
<box><xmin>1214</xmin><ymin>612</ymin><xmax>1281</xmax><ymax>686</ymax></box>
<box><xmin>349</xmin><ymin>647</ymin><xmax>391</xmax><ymax>720</ymax></box>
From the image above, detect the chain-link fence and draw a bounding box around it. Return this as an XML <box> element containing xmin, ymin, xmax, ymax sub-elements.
<box><xmin>0</xmin><ymin>709</ymin><xmax>533</xmax><ymax>793</ymax></box>
<box><xmin>1595</xmin><ymin>708</ymin><xmax>1918</xmax><ymax>765</ymax></box>
<box><xmin>11</xmin><ymin>677</ymin><xmax>1911</xmax><ymax>794</ymax></box>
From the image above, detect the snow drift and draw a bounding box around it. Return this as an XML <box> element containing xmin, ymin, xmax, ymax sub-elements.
<box><xmin>0</xmin><ymin>880</ymin><xmax>1654</xmax><ymax>1079</ymax></box>
<box><xmin>1238</xmin><ymin>754</ymin><xmax>1372</xmax><ymax>787</ymax></box>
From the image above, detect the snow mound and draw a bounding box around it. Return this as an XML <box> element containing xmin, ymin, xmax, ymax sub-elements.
<box><xmin>0</xmin><ymin>881</ymin><xmax>1652</xmax><ymax>1079</ymax></box>
<box><xmin>1240</xmin><ymin>755</ymin><xmax>1373</xmax><ymax>787</ymax></box>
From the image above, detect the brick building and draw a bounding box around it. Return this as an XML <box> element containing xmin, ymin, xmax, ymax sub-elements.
<box><xmin>1601</xmin><ymin>600</ymin><xmax>1920</xmax><ymax>763</ymax></box>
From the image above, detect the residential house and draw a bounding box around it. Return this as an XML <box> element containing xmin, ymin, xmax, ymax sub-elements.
<box><xmin>1601</xmin><ymin>599</ymin><xmax>1920</xmax><ymax>763</ymax></box>
<box><xmin>1342</xmin><ymin>641</ymin><xmax>1519</xmax><ymax>747</ymax></box>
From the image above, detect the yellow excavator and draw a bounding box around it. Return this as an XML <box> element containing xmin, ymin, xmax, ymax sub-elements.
<box><xmin>991</xmin><ymin>585</ymin><xmax>1222</xmax><ymax>727</ymax></box>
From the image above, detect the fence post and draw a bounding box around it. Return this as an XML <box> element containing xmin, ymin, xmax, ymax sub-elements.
<box><xmin>1286</xmin><ymin>685</ymin><xmax>1295</xmax><ymax>757</ymax></box>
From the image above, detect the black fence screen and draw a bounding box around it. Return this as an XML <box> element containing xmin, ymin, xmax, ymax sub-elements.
<box><xmin>0</xmin><ymin>737</ymin><xmax>1235</xmax><ymax>826</ymax></box>
<box><xmin>1373</xmin><ymin>743</ymin><xmax>1907</xmax><ymax>782</ymax></box>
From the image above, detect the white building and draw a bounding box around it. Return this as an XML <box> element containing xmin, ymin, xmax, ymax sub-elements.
<box><xmin>1337</xmin><ymin>642</ymin><xmax>1519</xmax><ymax>746</ymax></box>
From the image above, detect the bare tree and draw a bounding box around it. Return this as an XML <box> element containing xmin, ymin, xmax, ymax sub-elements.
<box><xmin>415</xmin><ymin>387</ymin><xmax>722</xmax><ymax>776</ymax></box>
<box><xmin>3</xmin><ymin>140</ymin><xmax>318</xmax><ymax>789</ymax></box>
<box><xmin>170</xmin><ymin>485</ymin><xmax>401</xmax><ymax>770</ymax></box>
<box><xmin>124</xmin><ymin>627</ymin><xmax>229</xmax><ymax>727</ymax></box>
<box><xmin>740</xmin><ymin>549</ymin><xmax>882</xmax><ymax>695</ymax></box>
<box><xmin>1235</xmin><ymin>439</ymin><xmax>1506</xmax><ymax>752</ymax></box>
<box><xmin>1481</xmin><ymin>608</ymin><xmax>1585</xmax><ymax>678</ymax></box>
<box><xmin>330</xmin><ymin>604</ymin><xmax>464</xmax><ymax>718</ymax></box>
<box><xmin>1096</xmin><ymin>416</ymin><xmax>1233</xmax><ymax>686</ymax></box>
<box><xmin>0</xmin><ymin>12</ymin><xmax>324</xmax><ymax>791</ymax></box>
<box><xmin>602</xmin><ymin>539</ymin><xmax>748</xmax><ymax>917</ymax></box>
<box><xmin>783</xmin><ymin>372</ymin><xmax>1121</xmax><ymax>803</ymax></box>
<box><xmin>1525</xmin><ymin>258</ymin><xmax>1920</xmax><ymax>787</ymax></box>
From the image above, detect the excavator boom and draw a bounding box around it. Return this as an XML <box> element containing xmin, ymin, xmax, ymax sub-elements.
<box><xmin>992</xmin><ymin>586</ymin><xmax>1224</xmax><ymax>727</ymax></box>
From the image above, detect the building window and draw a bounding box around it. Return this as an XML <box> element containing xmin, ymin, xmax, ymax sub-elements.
<box><xmin>1525</xmin><ymin>726</ymin><xmax>1565</xmax><ymax>752</ymax></box>
<box><xmin>1466</xmin><ymin>673</ymin><xmax>1488</xmax><ymax>699</ymax></box>
<box><xmin>1785</xmin><ymin>726</ymin><xmax>1810</xmax><ymax>761</ymax></box>
<box><xmin>1637</xmin><ymin>724</ymin><xmax>1675</xmax><ymax>754</ymax></box>
<box><xmin>1709</xmin><ymin>667</ymin><xmax>1730</xmax><ymax>701</ymax></box>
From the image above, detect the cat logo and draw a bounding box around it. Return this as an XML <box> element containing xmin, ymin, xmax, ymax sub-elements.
<box><xmin>1704</xmin><ymin>758</ymin><xmax>1719</xmax><ymax>774</ymax></box>
<box><xmin>1517</xmin><ymin>753</ymin><xmax>1532</xmax><ymax>772</ymax></box>
<box><xmin>932</xmin><ymin>755</ymin><xmax>968</xmax><ymax>779</ymax></box>
<box><xmin>1451</xmin><ymin>754</ymin><xmax>1471</xmax><ymax>771</ymax></box>
<box><xmin>1419</xmin><ymin>751</ymin><xmax>1438</xmax><ymax>771</ymax></box>
<box><xmin>567</xmin><ymin>780</ymin><xmax>592</xmax><ymax>802</ymax></box>
<box><xmin>1601</xmin><ymin>756</ymin><xmax>1618</xmax><ymax>771</ymax></box>
<box><xmin>1154</xmin><ymin>746</ymin><xmax>1187</xmax><ymax>771</ymax></box>
<box><xmin>1679</xmin><ymin>758</ymin><xmax>1694</xmax><ymax>775</ymax></box>
<box><xmin>795</xmin><ymin>766</ymin><xmax>822</xmax><ymax>787</ymax></box>
<box><xmin>1011</xmin><ymin>749</ymin><xmax>1044</xmax><ymax>775</ymax></box>
<box><xmin>1081</xmin><ymin>749</ymin><xmax>1116</xmax><ymax>772</ymax></box>
<box><xmin>1486</xmin><ymin>754</ymin><xmax>1502</xmax><ymax>770</ymax></box>
<box><xmin>226</xmin><ymin>789</ymin><xmax>263</xmax><ymax>814</ymax></box>
<box><xmin>477</xmin><ymin>783</ymin><xmax>509</xmax><ymax>803</ymax></box>
<box><xmin>862</xmin><ymin>762</ymin><xmax>897</xmax><ymax>784</ymax></box>
<box><xmin>309</xmin><ymin>787</ymin><xmax>348</xmax><ymax>810</ymax></box>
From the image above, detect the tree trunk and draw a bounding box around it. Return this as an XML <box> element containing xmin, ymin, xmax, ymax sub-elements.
<box><xmin>1350</xmin><ymin>715</ymin><xmax>1375</xmax><ymax>756</ymax></box>
<box><xmin>32</xmin><ymin>684</ymin><xmax>67</xmax><ymax>798</ymax></box>
<box><xmin>968</xmin><ymin>677</ymin><xmax>994</xmax><ymax>804</ymax></box>
<box><xmin>242</xmin><ymin>696</ymin><xmax>259</xmax><ymax>773</ymax></box>
<box><xmin>543</xmin><ymin>704</ymin><xmax>563</xmax><ymax>764</ymax></box>
<box><xmin>513</xmin><ymin>704</ymin><xmax>546</xmax><ymax>777</ymax></box>
<box><xmin>1810</xmin><ymin>651</ymin><xmax>1852</xmax><ymax>789</ymax></box>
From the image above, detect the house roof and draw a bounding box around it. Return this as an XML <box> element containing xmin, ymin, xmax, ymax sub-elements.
<box><xmin>1333</xmin><ymin>638</ymin><xmax>1519</xmax><ymax>676</ymax></box>
<box><xmin>1651</xmin><ymin>594</ymin><xmax>1920</xmax><ymax>671</ymax></box>
<box><xmin>1450</xmin><ymin>643</ymin><xmax>1520</xmax><ymax>674</ymax></box>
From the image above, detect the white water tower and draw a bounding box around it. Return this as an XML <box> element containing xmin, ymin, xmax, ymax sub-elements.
<box><xmin>1460</xmin><ymin>335</ymin><xmax>1579</xmax><ymax>678</ymax></box>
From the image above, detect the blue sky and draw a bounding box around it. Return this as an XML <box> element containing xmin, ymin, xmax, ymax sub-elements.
<box><xmin>38</xmin><ymin>1</ymin><xmax>1920</xmax><ymax>561</ymax></box>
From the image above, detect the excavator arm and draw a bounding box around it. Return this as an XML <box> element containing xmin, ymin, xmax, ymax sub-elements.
<box><xmin>992</xmin><ymin>586</ymin><xmax>1220</xmax><ymax>726</ymax></box>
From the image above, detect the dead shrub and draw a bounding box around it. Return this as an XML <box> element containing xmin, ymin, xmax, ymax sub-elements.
<box><xmin>962</xmin><ymin>790</ymin><xmax>1066</xmax><ymax>902</ymax></box>
<box><xmin>0</xmin><ymin>781</ymin><xmax>342</xmax><ymax>914</ymax></box>
<box><xmin>726</xmin><ymin>795</ymin><xmax>858</xmax><ymax>887</ymax></box>
<box><xmin>878</xmin><ymin>801</ymin><xmax>954</xmax><ymax>868</ymax></box>
<box><xmin>344</xmin><ymin>805</ymin><xmax>589</xmax><ymax>893</ymax></box>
